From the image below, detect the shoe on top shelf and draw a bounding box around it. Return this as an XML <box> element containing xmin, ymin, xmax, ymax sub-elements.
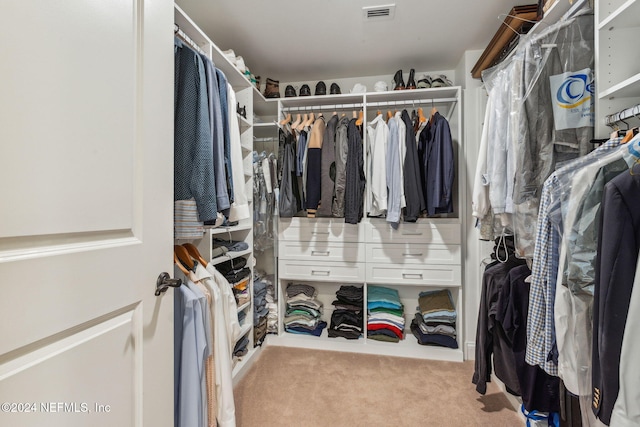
<box><xmin>431</xmin><ymin>75</ymin><xmax>452</xmax><ymax>87</ymax></box>
<box><xmin>417</xmin><ymin>75</ymin><xmax>432</xmax><ymax>89</ymax></box>
<box><xmin>235</xmin><ymin>56</ymin><xmax>246</xmax><ymax>73</ymax></box>
<box><xmin>223</xmin><ymin>49</ymin><xmax>236</xmax><ymax>65</ymax></box>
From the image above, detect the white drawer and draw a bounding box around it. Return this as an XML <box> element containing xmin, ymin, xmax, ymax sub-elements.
<box><xmin>366</xmin><ymin>243</ymin><xmax>461</xmax><ymax>265</ymax></box>
<box><xmin>278</xmin><ymin>260</ymin><xmax>365</xmax><ymax>282</ymax></box>
<box><xmin>366</xmin><ymin>220</ymin><xmax>460</xmax><ymax>244</ymax></box>
<box><xmin>279</xmin><ymin>241</ymin><xmax>365</xmax><ymax>263</ymax></box>
<box><xmin>365</xmin><ymin>263</ymin><xmax>461</xmax><ymax>287</ymax></box>
<box><xmin>279</xmin><ymin>218</ymin><xmax>363</xmax><ymax>243</ymax></box>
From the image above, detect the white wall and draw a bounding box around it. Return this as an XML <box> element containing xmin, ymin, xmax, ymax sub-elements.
<box><xmin>455</xmin><ymin>50</ymin><xmax>494</xmax><ymax>360</ymax></box>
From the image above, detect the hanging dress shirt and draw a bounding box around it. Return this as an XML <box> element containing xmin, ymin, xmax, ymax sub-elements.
<box><xmin>395</xmin><ymin>112</ymin><xmax>407</xmax><ymax>210</ymax></box>
<box><xmin>318</xmin><ymin>114</ymin><xmax>339</xmax><ymax>217</ymax></box>
<box><xmin>226</xmin><ymin>84</ymin><xmax>250</xmax><ymax>222</ymax></box>
<box><xmin>193</xmin><ymin>264</ymin><xmax>237</xmax><ymax>427</ymax></box>
<box><xmin>610</xmin><ymin>258</ymin><xmax>640</xmax><ymax>427</ymax></box>
<box><xmin>333</xmin><ymin>116</ymin><xmax>350</xmax><ymax>217</ymax></box>
<box><xmin>306</xmin><ymin>117</ymin><xmax>326</xmax><ymax>217</ymax></box>
<box><xmin>592</xmin><ymin>154</ymin><xmax>640</xmax><ymax>425</ymax></box>
<box><xmin>200</xmin><ymin>54</ymin><xmax>230</xmax><ymax>214</ymax></box>
<box><xmin>421</xmin><ymin>111</ymin><xmax>454</xmax><ymax>216</ymax></box>
<box><xmin>386</xmin><ymin>117</ymin><xmax>402</xmax><ymax>227</ymax></box>
<box><xmin>174</xmin><ymin>278</ymin><xmax>209</xmax><ymax>427</ymax></box>
<box><xmin>345</xmin><ymin>119</ymin><xmax>365</xmax><ymax>224</ymax></box>
<box><xmin>174</xmin><ymin>38</ymin><xmax>217</xmax><ymax>223</ymax></box>
<box><xmin>401</xmin><ymin>110</ymin><xmax>425</xmax><ymax>221</ymax></box>
<box><xmin>366</xmin><ymin>114</ymin><xmax>388</xmax><ymax>217</ymax></box>
<box><xmin>216</xmin><ymin>69</ymin><xmax>234</xmax><ymax>211</ymax></box>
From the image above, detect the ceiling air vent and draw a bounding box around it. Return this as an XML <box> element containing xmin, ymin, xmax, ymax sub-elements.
<box><xmin>363</xmin><ymin>4</ymin><xmax>396</xmax><ymax>21</ymax></box>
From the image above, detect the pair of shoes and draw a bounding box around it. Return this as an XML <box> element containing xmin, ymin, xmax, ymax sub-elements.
<box><xmin>264</xmin><ymin>78</ymin><xmax>280</xmax><ymax>98</ymax></box>
<box><xmin>254</xmin><ymin>76</ymin><xmax>261</xmax><ymax>91</ymax></box>
<box><xmin>300</xmin><ymin>84</ymin><xmax>311</xmax><ymax>96</ymax></box>
<box><xmin>431</xmin><ymin>75</ymin><xmax>452</xmax><ymax>87</ymax></box>
<box><xmin>315</xmin><ymin>81</ymin><xmax>326</xmax><ymax>95</ymax></box>
<box><xmin>417</xmin><ymin>75</ymin><xmax>432</xmax><ymax>88</ymax></box>
<box><xmin>393</xmin><ymin>69</ymin><xmax>417</xmax><ymax>90</ymax></box>
<box><xmin>285</xmin><ymin>85</ymin><xmax>296</xmax><ymax>97</ymax></box>
<box><xmin>236</xmin><ymin>102</ymin><xmax>246</xmax><ymax>119</ymax></box>
<box><xmin>330</xmin><ymin>83</ymin><xmax>341</xmax><ymax>95</ymax></box>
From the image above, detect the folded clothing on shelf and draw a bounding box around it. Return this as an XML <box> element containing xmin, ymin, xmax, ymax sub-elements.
<box><xmin>411</xmin><ymin>289</ymin><xmax>458</xmax><ymax>348</ymax></box>
<box><xmin>367</xmin><ymin>285</ymin><xmax>405</xmax><ymax>342</ymax></box>
<box><xmin>284</xmin><ymin>283</ymin><xmax>325</xmax><ymax>337</ymax></box>
<box><xmin>216</xmin><ymin>256</ymin><xmax>247</xmax><ymax>275</ymax></box>
<box><xmin>213</xmin><ymin>238</ymin><xmax>249</xmax><ymax>252</ymax></box>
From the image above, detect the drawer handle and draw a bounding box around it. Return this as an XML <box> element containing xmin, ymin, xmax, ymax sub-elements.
<box><xmin>402</xmin><ymin>252</ymin><xmax>423</xmax><ymax>257</ymax></box>
<box><xmin>401</xmin><ymin>232</ymin><xmax>423</xmax><ymax>236</ymax></box>
<box><xmin>311</xmin><ymin>251</ymin><xmax>330</xmax><ymax>256</ymax></box>
<box><xmin>402</xmin><ymin>273</ymin><xmax>423</xmax><ymax>279</ymax></box>
<box><xmin>312</xmin><ymin>231</ymin><xmax>330</xmax><ymax>235</ymax></box>
<box><xmin>311</xmin><ymin>270</ymin><xmax>330</xmax><ymax>276</ymax></box>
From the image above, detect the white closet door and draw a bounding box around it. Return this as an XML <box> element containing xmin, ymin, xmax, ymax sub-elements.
<box><xmin>0</xmin><ymin>1</ymin><xmax>174</xmax><ymax>426</ymax></box>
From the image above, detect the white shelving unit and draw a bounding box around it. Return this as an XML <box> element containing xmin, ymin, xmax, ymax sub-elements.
<box><xmin>595</xmin><ymin>0</ymin><xmax>640</xmax><ymax>137</ymax></box>
<box><xmin>268</xmin><ymin>87</ymin><xmax>465</xmax><ymax>362</ymax></box>
<box><xmin>174</xmin><ymin>3</ymin><xmax>265</xmax><ymax>383</ymax></box>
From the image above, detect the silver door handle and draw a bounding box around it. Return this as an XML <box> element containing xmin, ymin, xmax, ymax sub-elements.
<box><xmin>401</xmin><ymin>232</ymin><xmax>423</xmax><ymax>236</ymax></box>
<box><xmin>155</xmin><ymin>272</ymin><xmax>182</xmax><ymax>296</ymax></box>
<box><xmin>402</xmin><ymin>252</ymin><xmax>423</xmax><ymax>257</ymax></box>
<box><xmin>312</xmin><ymin>231</ymin><xmax>330</xmax><ymax>235</ymax></box>
<box><xmin>402</xmin><ymin>273</ymin><xmax>423</xmax><ymax>279</ymax></box>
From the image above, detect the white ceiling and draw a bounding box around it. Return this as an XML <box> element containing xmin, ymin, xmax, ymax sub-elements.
<box><xmin>176</xmin><ymin>0</ymin><xmax>533</xmax><ymax>83</ymax></box>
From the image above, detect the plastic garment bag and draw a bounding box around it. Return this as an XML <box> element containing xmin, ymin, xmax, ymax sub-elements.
<box><xmin>478</xmin><ymin>8</ymin><xmax>595</xmax><ymax>258</ymax></box>
<box><xmin>512</xmin><ymin>10</ymin><xmax>595</xmax><ymax>259</ymax></box>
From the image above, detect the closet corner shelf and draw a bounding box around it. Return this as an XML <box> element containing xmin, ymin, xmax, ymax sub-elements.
<box><xmin>237</xmin><ymin>301</ymin><xmax>251</xmax><ymax>312</ymax></box>
<box><xmin>253</xmin><ymin>122</ymin><xmax>278</xmax><ymax>128</ymax></box>
<box><xmin>239</xmin><ymin>322</ymin><xmax>253</xmax><ymax>338</ymax></box>
<box><xmin>205</xmin><ymin>221</ymin><xmax>253</xmax><ymax>235</ymax></box>
<box><xmin>598</xmin><ymin>73</ymin><xmax>640</xmax><ymax>100</ymax></box>
<box><xmin>254</xmin><ymin>97</ymin><xmax>278</xmax><ymax>117</ymax></box>
<box><xmin>209</xmin><ymin>248</ymin><xmax>252</xmax><ymax>266</ymax></box>
<box><xmin>238</xmin><ymin>114</ymin><xmax>252</xmax><ymax>131</ymax></box>
<box><xmin>598</xmin><ymin>0</ymin><xmax>639</xmax><ymax>30</ymax></box>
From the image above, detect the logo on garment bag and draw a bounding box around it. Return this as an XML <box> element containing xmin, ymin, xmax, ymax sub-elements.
<box><xmin>555</xmin><ymin>73</ymin><xmax>594</xmax><ymax>109</ymax></box>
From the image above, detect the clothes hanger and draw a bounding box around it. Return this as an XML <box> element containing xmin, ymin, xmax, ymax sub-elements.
<box><xmin>386</xmin><ymin>110</ymin><xmax>393</xmax><ymax>122</ymax></box>
<box><xmin>304</xmin><ymin>112</ymin><xmax>315</xmax><ymax>127</ymax></box>
<box><xmin>296</xmin><ymin>113</ymin><xmax>308</xmax><ymax>131</ymax></box>
<box><xmin>182</xmin><ymin>243</ymin><xmax>208</xmax><ymax>267</ymax></box>
<box><xmin>418</xmin><ymin>107</ymin><xmax>427</xmax><ymax>124</ymax></box>
<box><xmin>291</xmin><ymin>113</ymin><xmax>302</xmax><ymax>129</ymax></box>
<box><xmin>279</xmin><ymin>113</ymin><xmax>292</xmax><ymax>126</ymax></box>
<box><xmin>174</xmin><ymin>245</ymin><xmax>195</xmax><ymax>274</ymax></box>
<box><xmin>356</xmin><ymin>111</ymin><xmax>364</xmax><ymax>126</ymax></box>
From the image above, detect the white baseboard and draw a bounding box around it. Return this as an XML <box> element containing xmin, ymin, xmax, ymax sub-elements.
<box><xmin>464</xmin><ymin>341</ymin><xmax>475</xmax><ymax>360</ymax></box>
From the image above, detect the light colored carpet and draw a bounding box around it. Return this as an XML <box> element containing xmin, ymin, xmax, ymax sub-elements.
<box><xmin>234</xmin><ymin>346</ymin><xmax>522</xmax><ymax>427</ymax></box>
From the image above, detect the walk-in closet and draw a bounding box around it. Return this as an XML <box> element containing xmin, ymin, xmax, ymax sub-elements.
<box><xmin>3</xmin><ymin>0</ymin><xmax>640</xmax><ymax>426</ymax></box>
